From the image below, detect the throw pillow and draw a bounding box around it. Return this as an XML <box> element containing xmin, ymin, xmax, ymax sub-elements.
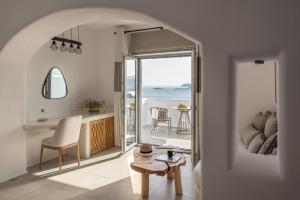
<box><xmin>265</xmin><ymin>110</ymin><xmax>272</xmax><ymax>119</ymax></box>
<box><xmin>248</xmin><ymin>133</ymin><xmax>264</xmax><ymax>153</ymax></box>
<box><xmin>252</xmin><ymin>112</ymin><xmax>269</xmax><ymax>131</ymax></box>
<box><xmin>265</xmin><ymin>134</ymin><xmax>278</xmax><ymax>155</ymax></box>
<box><xmin>264</xmin><ymin>113</ymin><xmax>278</xmax><ymax>138</ymax></box>
<box><xmin>271</xmin><ymin>148</ymin><xmax>277</xmax><ymax>155</ymax></box>
<box><xmin>258</xmin><ymin>133</ymin><xmax>277</xmax><ymax>154</ymax></box>
<box><xmin>241</xmin><ymin>126</ymin><xmax>260</xmax><ymax>147</ymax></box>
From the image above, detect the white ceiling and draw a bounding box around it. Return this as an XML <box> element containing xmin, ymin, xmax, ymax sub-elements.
<box><xmin>83</xmin><ymin>18</ymin><xmax>158</xmax><ymax>32</ymax></box>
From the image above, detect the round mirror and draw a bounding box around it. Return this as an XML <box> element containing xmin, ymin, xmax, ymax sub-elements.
<box><xmin>42</xmin><ymin>67</ymin><xmax>67</xmax><ymax>99</ymax></box>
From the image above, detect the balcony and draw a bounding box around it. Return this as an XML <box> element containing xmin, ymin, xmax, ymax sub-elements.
<box><xmin>140</xmin><ymin>98</ymin><xmax>191</xmax><ymax>150</ymax></box>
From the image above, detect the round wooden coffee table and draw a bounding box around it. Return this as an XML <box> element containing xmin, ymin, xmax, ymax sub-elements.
<box><xmin>130</xmin><ymin>147</ymin><xmax>186</xmax><ymax>198</ymax></box>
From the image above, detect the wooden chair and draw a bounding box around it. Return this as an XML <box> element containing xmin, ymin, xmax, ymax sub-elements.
<box><xmin>39</xmin><ymin>115</ymin><xmax>82</xmax><ymax>172</ymax></box>
<box><xmin>150</xmin><ymin>107</ymin><xmax>172</xmax><ymax>135</ymax></box>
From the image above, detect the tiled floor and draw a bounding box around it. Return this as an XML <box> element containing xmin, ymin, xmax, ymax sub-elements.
<box><xmin>141</xmin><ymin>125</ymin><xmax>191</xmax><ymax>150</ymax></box>
<box><xmin>0</xmin><ymin>147</ymin><xmax>195</xmax><ymax>200</ymax></box>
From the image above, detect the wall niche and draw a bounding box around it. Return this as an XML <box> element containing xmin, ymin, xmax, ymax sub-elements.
<box><xmin>237</xmin><ymin>60</ymin><xmax>278</xmax><ymax>156</ymax></box>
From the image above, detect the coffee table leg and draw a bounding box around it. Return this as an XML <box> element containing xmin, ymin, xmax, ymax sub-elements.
<box><xmin>174</xmin><ymin>166</ymin><xmax>183</xmax><ymax>195</ymax></box>
<box><xmin>141</xmin><ymin>173</ymin><xmax>149</xmax><ymax>198</ymax></box>
<box><xmin>167</xmin><ymin>168</ymin><xmax>174</xmax><ymax>179</ymax></box>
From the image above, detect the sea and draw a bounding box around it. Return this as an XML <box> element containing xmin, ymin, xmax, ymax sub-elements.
<box><xmin>142</xmin><ymin>85</ymin><xmax>191</xmax><ymax>100</ymax></box>
<box><xmin>126</xmin><ymin>77</ymin><xmax>191</xmax><ymax>100</ymax></box>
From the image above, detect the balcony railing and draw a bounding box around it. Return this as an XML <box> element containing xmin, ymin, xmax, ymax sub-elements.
<box><xmin>141</xmin><ymin>98</ymin><xmax>191</xmax><ymax>128</ymax></box>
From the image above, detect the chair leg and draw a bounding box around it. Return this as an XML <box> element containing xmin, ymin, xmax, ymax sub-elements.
<box><xmin>61</xmin><ymin>150</ymin><xmax>64</xmax><ymax>164</ymax></box>
<box><xmin>58</xmin><ymin>149</ymin><xmax>63</xmax><ymax>173</ymax></box>
<box><xmin>39</xmin><ymin>145</ymin><xmax>44</xmax><ymax>170</ymax></box>
<box><xmin>77</xmin><ymin>144</ymin><xmax>80</xmax><ymax>167</ymax></box>
<box><xmin>169</xmin><ymin>119</ymin><xmax>172</xmax><ymax>135</ymax></box>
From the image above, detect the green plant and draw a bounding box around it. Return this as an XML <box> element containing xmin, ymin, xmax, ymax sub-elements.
<box><xmin>80</xmin><ymin>97</ymin><xmax>105</xmax><ymax>110</ymax></box>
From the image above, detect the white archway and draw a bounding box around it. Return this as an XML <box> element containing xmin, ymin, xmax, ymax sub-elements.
<box><xmin>0</xmin><ymin>7</ymin><xmax>202</xmax><ymax>182</ymax></box>
<box><xmin>0</xmin><ymin>7</ymin><xmax>200</xmax><ymax>68</ymax></box>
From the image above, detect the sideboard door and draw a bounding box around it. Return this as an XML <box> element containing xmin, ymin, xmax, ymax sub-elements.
<box><xmin>90</xmin><ymin>117</ymin><xmax>115</xmax><ymax>155</ymax></box>
<box><xmin>104</xmin><ymin>117</ymin><xmax>115</xmax><ymax>149</ymax></box>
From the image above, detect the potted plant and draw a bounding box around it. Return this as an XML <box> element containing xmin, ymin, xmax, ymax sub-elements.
<box><xmin>80</xmin><ymin>97</ymin><xmax>105</xmax><ymax>114</ymax></box>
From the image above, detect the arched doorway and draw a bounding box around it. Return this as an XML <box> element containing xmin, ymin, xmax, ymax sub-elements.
<box><xmin>0</xmin><ymin>7</ymin><xmax>202</xmax><ymax>183</ymax></box>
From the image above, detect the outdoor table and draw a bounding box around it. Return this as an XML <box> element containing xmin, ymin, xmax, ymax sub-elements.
<box><xmin>171</xmin><ymin>106</ymin><xmax>191</xmax><ymax>134</ymax></box>
<box><xmin>177</xmin><ymin>107</ymin><xmax>191</xmax><ymax>134</ymax></box>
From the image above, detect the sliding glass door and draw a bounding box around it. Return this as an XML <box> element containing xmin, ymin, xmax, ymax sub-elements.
<box><xmin>123</xmin><ymin>57</ymin><xmax>138</xmax><ymax>152</ymax></box>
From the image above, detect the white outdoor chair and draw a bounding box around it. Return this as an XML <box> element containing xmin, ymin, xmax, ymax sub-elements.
<box><xmin>39</xmin><ymin>115</ymin><xmax>82</xmax><ymax>172</ymax></box>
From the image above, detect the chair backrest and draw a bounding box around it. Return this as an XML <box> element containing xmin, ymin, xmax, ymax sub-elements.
<box><xmin>150</xmin><ymin>107</ymin><xmax>169</xmax><ymax>120</ymax></box>
<box><xmin>51</xmin><ymin>115</ymin><xmax>82</xmax><ymax>147</ymax></box>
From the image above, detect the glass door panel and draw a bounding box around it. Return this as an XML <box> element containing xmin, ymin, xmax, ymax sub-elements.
<box><xmin>124</xmin><ymin>57</ymin><xmax>138</xmax><ymax>151</ymax></box>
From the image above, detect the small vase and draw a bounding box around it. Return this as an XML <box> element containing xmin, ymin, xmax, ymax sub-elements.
<box><xmin>89</xmin><ymin>108</ymin><xmax>100</xmax><ymax>114</ymax></box>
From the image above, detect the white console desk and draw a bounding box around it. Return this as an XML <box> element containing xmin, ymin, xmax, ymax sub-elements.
<box><xmin>24</xmin><ymin>112</ymin><xmax>114</xmax><ymax>166</ymax></box>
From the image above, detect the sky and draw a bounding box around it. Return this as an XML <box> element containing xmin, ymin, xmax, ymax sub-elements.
<box><xmin>141</xmin><ymin>56</ymin><xmax>191</xmax><ymax>86</ymax></box>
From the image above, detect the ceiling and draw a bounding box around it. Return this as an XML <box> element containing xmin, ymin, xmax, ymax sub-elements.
<box><xmin>83</xmin><ymin>18</ymin><xmax>158</xmax><ymax>32</ymax></box>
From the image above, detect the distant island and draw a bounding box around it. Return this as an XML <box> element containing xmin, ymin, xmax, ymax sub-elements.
<box><xmin>175</xmin><ymin>83</ymin><xmax>191</xmax><ymax>90</ymax></box>
<box><xmin>141</xmin><ymin>85</ymin><xmax>192</xmax><ymax>100</ymax></box>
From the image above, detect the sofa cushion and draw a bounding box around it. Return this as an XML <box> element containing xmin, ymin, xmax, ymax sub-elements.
<box><xmin>258</xmin><ymin>133</ymin><xmax>277</xmax><ymax>154</ymax></box>
<box><xmin>248</xmin><ymin>133</ymin><xmax>264</xmax><ymax>153</ymax></box>
<box><xmin>241</xmin><ymin>126</ymin><xmax>260</xmax><ymax>147</ymax></box>
<box><xmin>264</xmin><ymin>113</ymin><xmax>277</xmax><ymax>138</ymax></box>
<box><xmin>252</xmin><ymin>111</ymin><xmax>271</xmax><ymax>131</ymax></box>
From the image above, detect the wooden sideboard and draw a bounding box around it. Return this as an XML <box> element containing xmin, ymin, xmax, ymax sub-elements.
<box><xmin>90</xmin><ymin>117</ymin><xmax>114</xmax><ymax>155</ymax></box>
<box><xmin>24</xmin><ymin>113</ymin><xmax>115</xmax><ymax>166</ymax></box>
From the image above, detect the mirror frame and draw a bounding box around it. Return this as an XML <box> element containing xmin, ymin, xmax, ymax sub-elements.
<box><xmin>42</xmin><ymin>67</ymin><xmax>68</xmax><ymax>99</ymax></box>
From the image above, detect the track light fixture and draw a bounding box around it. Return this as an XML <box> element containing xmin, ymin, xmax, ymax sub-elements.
<box><xmin>75</xmin><ymin>44</ymin><xmax>82</xmax><ymax>54</ymax></box>
<box><xmin>75</xmin><ymin>26</ymin><xmax>82</xmax><ymax>54</ymax></box>
<box><xmin>60</xmin><ymin>41</ymin><xmax>67</xmax><ymax>52</ymax></box>
<box><xmin>50</xmin><ymin>40</ymin><xmax>58</xmax><ymax>50</ymax></box>
<box><xmin>68</xmin><ymin>29</ymin><xmax>75</xmax><ymax>53</ymax></box>
<box><xmin>50</xmin><ymin>26</ymin><xmax>82</xmax><ymax>54</ymax></box>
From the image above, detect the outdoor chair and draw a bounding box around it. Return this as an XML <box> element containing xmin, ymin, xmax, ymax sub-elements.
<box><xmin>150</xmin><ymin>107</ymin><xmax>172</xmax><ymax>135</ymax></box>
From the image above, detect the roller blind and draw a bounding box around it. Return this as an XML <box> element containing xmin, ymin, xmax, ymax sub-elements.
<box><xmin>130</xmin><ymin>29</ymin><xmax>196</xmax><ymax>54</ymax></box>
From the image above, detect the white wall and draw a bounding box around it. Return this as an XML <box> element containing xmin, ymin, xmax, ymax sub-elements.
<box><xmin>27</xmin><ymin>27</ymin><xmax>93</xmax><ymax>121</ymax></box>
<box><xmin>95</xmin><ymin>29</ymin><xmax>116</xmax><ymax>111</ymax></box>
<box><xmin>0</xmin><ymin>2</ymin><xmax>300</xmax><ymax>200</ymax></box>
<box><xmin>237</xmin><ymin>61</ymin><xmax>277</xmax><ymax>133</ymax></box>
<box><xmin>27</xmin><ymin>26</ymin><xmax>115</xmax><ymax>122</ymax></box>
<box><xmin>25</xmin><ymin>26</ymin><xmax>116</xmax><ymax>166</ymax></box>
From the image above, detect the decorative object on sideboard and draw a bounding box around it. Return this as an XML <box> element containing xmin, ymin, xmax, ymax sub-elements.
<box><xmin>80</xmin><ymin>97</ymin><xmax>105</xmax><ymax>114</ymax></box>
<box><xmin>50</xmin><ymin>25</ymin><xmax>82</xmax><ymax>54</ymax></box>
<box><xmin>37</xmin><ymin>108</ymin><xmax>48</xmax><ymax>122</ymax></box>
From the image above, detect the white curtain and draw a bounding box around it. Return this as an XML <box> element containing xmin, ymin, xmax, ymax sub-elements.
<box><xmin>192</xmin><ymin>44</ymin><xmax>201</xmax><ymax>163</ymax></box>
<box><xmin>114</xmin><ymin>26</ymin><xmax>129</xmax><ymax>147</ymax></box>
